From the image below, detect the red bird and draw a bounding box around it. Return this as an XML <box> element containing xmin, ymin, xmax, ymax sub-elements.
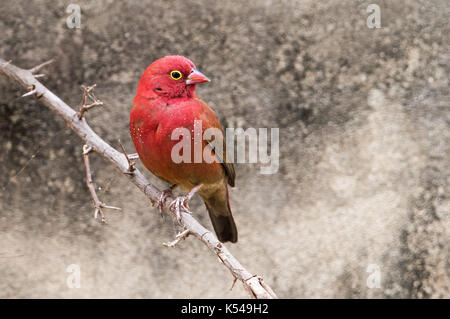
<box><xmin>130</xmin><ymin>56</ymin><xmax>237</xmax><ymax>243</ymax></box>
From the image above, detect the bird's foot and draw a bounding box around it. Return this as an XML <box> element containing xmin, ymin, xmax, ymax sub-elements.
<box><xmin>157</xmin><ymin>184</ymin><xmax>177</xmax><ymax>217</ymax></box>
<box><xmin>169</xmin><ymin>184</ymin><xmax>202</xmax><ymax>224</ymax></box>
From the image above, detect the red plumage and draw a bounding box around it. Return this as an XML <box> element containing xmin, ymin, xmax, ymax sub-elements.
<box><xmin>130</xmin><ymin>56</ymin><xmax>237</xmax><ymax>243</ymax></box>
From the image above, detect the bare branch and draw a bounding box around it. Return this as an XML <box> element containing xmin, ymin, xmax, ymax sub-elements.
<box><xmin>77</xmin><ymin>84</ymin><xmax>104</xmax><ymax>119</ymax></box>
<box><xmin>118</xmin><ymin>140</ymin><xmax>136</xmax><ymax>174</ymax></box>
<box><xmin>83</xmin><ymin>144</ymin><xmax>121</xmax><ymax>223</ymax></box>
<box><xmin>0</xmin><ymin>57</ymin><xmax>277</xmax><ymax>299</ymax></box>
<box><xmin>163</xmin><ymin>229</ymin><xmax>190</xmax><ymax>247</ymax></box>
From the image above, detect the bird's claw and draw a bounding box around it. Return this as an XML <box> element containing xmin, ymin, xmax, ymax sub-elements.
<box><xmin>169</xmin><ymin>196</ymin><xmax>191</xmax><ymax>223</ymax></box>
<box><xmin>168</xmin><ymin>184</ymin><xmax>202</xmax><ymax>224</ymax></box>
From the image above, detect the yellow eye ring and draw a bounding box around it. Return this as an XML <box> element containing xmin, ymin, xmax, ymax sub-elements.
<box><xmin>170</xmin><ymin>70</ymin><xmax>183</xmax><ymax>80</ymax></box>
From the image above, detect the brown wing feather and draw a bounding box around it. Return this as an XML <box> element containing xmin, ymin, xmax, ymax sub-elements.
<box><xmin>198</xmin><ymin>99</ymin><xmax>235</xmax><ymax>187</ymax></box>
<box><xmin>205</xmin><ymin>139</ymin><xmax>235</xmax><ymax>187</ymax></box>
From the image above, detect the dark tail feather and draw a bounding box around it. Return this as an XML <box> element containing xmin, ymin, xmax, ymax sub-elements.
<box><xmin>204</xmin><ymin>188</ymin><xmax>238</xmax><ymax>243</ymax></box>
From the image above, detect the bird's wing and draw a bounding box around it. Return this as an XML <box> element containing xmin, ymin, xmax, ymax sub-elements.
<box><xmin>197</xmin><ymin>101</ymin><xmax>236</xmax><ymax>188</ymax></box>
<box><xmin>205</xmin><ymin>139</ymin><xmax>235</xmax><ymax>187</ymax></box>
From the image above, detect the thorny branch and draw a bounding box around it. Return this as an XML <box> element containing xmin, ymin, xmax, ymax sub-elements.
<box><xmin>83</xmin><ymin>145</ymin><xmax>121</xmax><ymax>223</ymax></box>
<box><xmin>77</xmin><ymin>84</ymin><xmax>103</xmax><ymax>119</ymax></box>
<box><xmin>163</xmin><ymin>228</ymin><xmax>190</xmax><ymax>247</ymax></box>
<box><xmin>0</xmin><ymin>57</ymin><xmax>277</xmax><ymax>299</ymax></box>
<box><xmin>118</xmin><ymin>140</ymin><xmax>136</xmax><ymax>174</ymax></box>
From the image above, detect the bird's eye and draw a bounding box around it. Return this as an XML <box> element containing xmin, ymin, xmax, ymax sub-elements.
<box><xmin>170</xmin><ymin>70</ymin><xmax>183</xmax><ymax>80</ymax></box>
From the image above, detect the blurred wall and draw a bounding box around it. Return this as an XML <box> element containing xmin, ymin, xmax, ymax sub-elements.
<box><xmin>0</xmin><ymin>0</ymin><xmax>448</xmax><ymax>298</ymax></box>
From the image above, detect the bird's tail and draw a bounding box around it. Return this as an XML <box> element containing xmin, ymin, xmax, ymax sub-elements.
<box><xmin>204</xmin><ymin>187</ymin><xmax>238</xmax><ymax>243</ymax></box>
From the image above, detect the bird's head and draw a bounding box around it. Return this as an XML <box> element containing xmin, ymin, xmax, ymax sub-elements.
<box><xmin>136</xmin><ymin>55</ymin><xmax>210</xmax><ymax>99</ymax></box>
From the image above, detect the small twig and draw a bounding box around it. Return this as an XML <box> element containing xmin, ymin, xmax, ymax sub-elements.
<box><xmin>163</xmin><ymin>229</ymin><xmax>190</xmax><ymax>247</ymax></box>
<box><xmin>83</xmin><ymin>145</ymin><xmax>121</xmax><ymax>223</ymax></box>
<box><xmin>77</xmin><ymin>84</ymin><xmax>103</xmax><ymax>119</ymax></box>
<box><xmin>118</xmin><ymin>140</ymin><xmax>136</xmax><ymax>174</ymax></box>
<box><xmin>29</xmin><ymin>59</ymin><xmax>54</xmax><ymax>74</ymax></box>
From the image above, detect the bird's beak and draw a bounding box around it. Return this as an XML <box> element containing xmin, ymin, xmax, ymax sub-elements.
<box><xmin>186</xmin><ymin>68</ymin><xmax>210</xmax><ymax>85</ymax></box>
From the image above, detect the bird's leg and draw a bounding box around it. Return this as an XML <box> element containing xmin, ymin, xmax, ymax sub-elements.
<box><xmin>169</xmin><ymin>184</ymin><xmax>202</xmax><ymax>224</ymax></box>
<box><xmin>157</xmin><ymin>184</ymin><xmax>177</xmax><ymax>217</ymax></box>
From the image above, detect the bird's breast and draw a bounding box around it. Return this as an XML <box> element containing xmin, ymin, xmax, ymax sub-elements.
<box><xmin>130</xmin><ymin>98</ymin><xmax>225</xmax><ymax>189</ymax></box>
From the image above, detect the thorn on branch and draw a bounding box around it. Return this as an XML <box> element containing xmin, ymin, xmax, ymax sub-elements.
<box><xmin>83</xmin><ymin>145</ymin><xmax>93</xmax><ymax>155</ymax></box>
<box><xmin>163</xmin><ymin>229</ymin><xmax>190</xmax><ymax>247</ymax></box>
<box><xmin>83</xmin><ymin>144</ymin><xmax>121</xmax><ymax>223</ymax></box>
<box><xmin>20</xmin><ymin>85</ymin><xmax>44</xmax><ymax>99</ymax></box>
<box><xmin>230</xmin><ymin>277</ymin><xmax>238</xmax><ymax>291</ymax></box>
<box><xmin>118</xmin><ymin>140</ymin><xmax>136</xmax><ymax>174</ymax></box>
<box><xmin>21</xmin><ymin>85</ymin><xmax>37</xmax><ymax>98</ymax></box>
<box><xmin>77</xmin><ymin>84</ymin><xmax>103</xmax><ymax>119</ymax></box>
<box><xmin>29</xmin><ymin>59</ymin><xmax>54</xmax><ymax>74</ymax></box>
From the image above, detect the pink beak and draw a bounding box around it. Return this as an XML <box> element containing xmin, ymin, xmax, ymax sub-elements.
<box><xmin>186</xmin><ymin>68</ymin><xmax>210</xmax><ymax>85</ymax></box>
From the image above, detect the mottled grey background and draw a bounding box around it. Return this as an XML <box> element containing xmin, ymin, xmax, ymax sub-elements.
<box><xmin>0</xmin><ymin>0</ymin><xmax>448</xmax><ymax>298</ymax></box>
